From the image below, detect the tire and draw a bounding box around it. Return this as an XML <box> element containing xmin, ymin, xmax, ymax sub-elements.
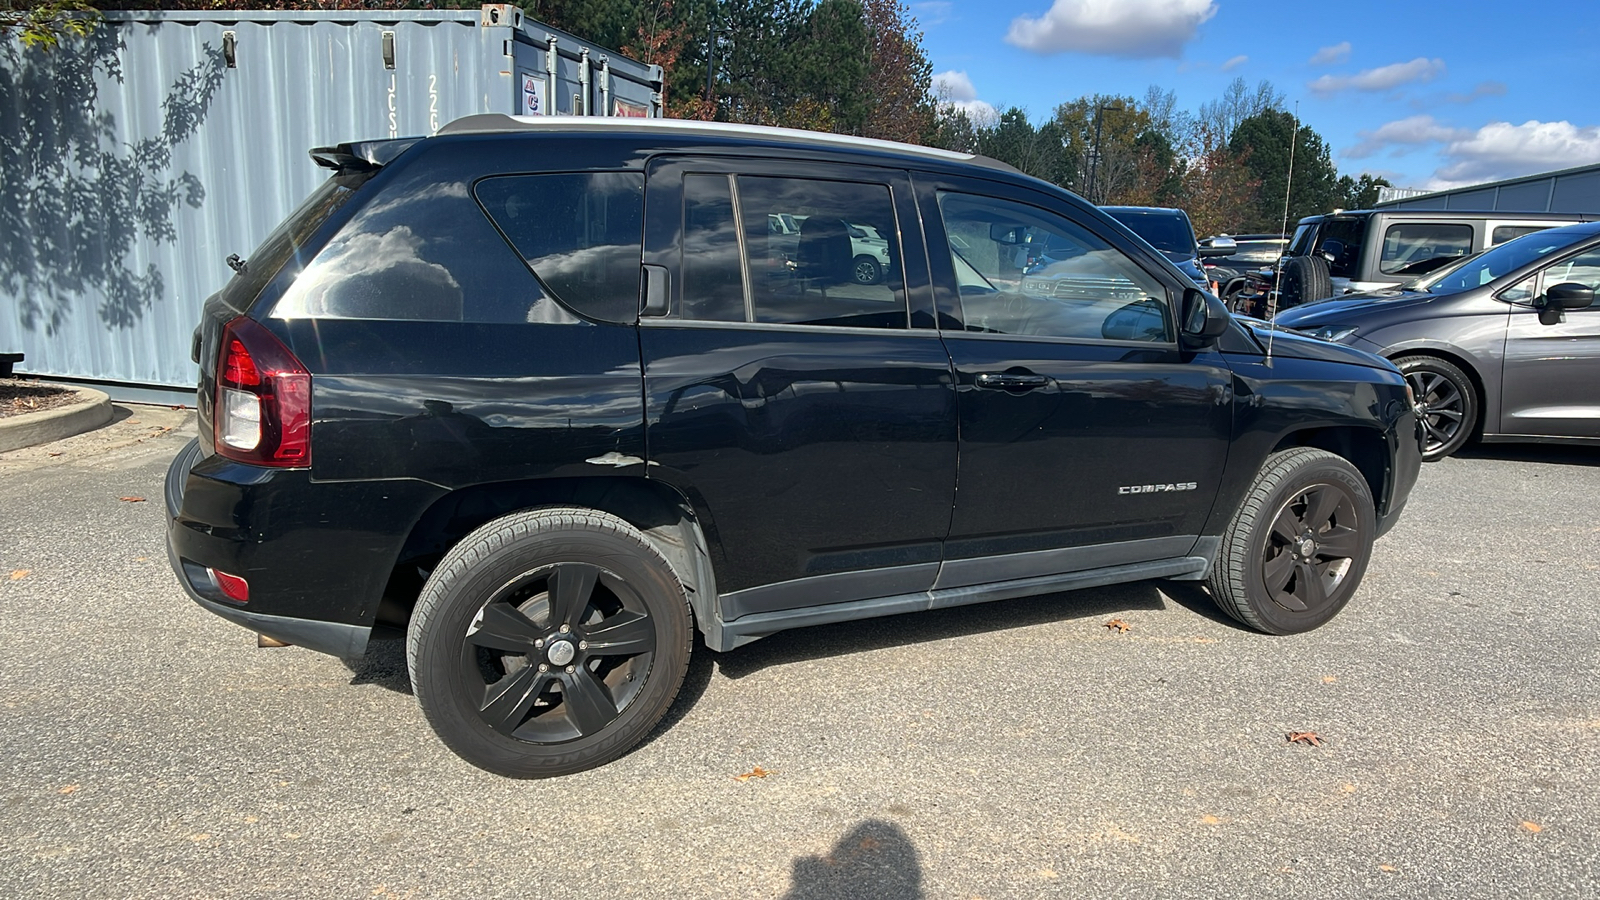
<box><xmin>851</xmin><ymin>255</ymin><xmax>882</xmax><ymax>285</ymax></box>
<box><xmin>407</xmin><ymin>507</ymin><xmax>692</xmax><ymax>778</ymax></box>
<box><xmin>1394</xmin><ymin>355</ymin><xmax>1477</xmax><ymax>461</ymax></box>
<box><xmin>1206</xmin><ymin>448</ymin><xmax>1375</xmax><ymax>635</ymax></box>
<box><xmin>1278</xmin><ymin>256</ymin><xmax>1332</xmax><ymax>310</ymax></box>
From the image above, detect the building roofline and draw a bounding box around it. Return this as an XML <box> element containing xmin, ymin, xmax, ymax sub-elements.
<box><xmin>1375</xmin><ymin>162</ymin><xmax>1600</xmax><ymax>207</ymax></box>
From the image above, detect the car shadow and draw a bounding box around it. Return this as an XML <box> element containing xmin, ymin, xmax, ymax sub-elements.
<box><xmin>781</xmin><ymin>818</ymin><xmax>923</xmax><ymax>899</ymax></box>
<box><xmin>1453</xmin><ymin>443</ymin><xmax>1600</xmax><ymax>466</ymax></box>
<box><xmin>345</xmin><ymin>637</ymin><xmax>412</xmax><ymax>694</ymax></box>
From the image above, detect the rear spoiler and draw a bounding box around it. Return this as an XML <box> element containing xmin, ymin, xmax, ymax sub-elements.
<box><xmin>308</xmin><ymin>138</ymin><xmax>421</xmax><ymax>173</ymax></box>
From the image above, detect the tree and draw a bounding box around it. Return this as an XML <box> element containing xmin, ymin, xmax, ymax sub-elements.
<box><xmin>1230</xmin><ymin>109</ymin><xmax>1339</xmax><ymax>232</ymax></box>
<box><xmin>1338</xmin><ymin>173</ymin><xmax>1391</xmax><ymax>210</ymax></box>
<box><xmin>858</xmin><ymin>0</ymin><xmax>935</xmax><ymax>144</ymax></box>
<box><xmin>1176</xmin><ymin>125</ymin><xmax>1258</xmax><ymax>238</ymax></box>
<box><xmin>0</xmin><ymin>1</ymin><xmax>98</xmax><ymax>49</ymax></box>
<box><xmin>1198</xmin><ymin>77</ymin><xmax>1284</xmax><ymax>147</ymax></box>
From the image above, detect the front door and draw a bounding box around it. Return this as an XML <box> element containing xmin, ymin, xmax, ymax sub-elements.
<box><xmin>1501</xmin><ymin>244</ymin><xmax>1600</xmax><ymax>439</ymax></box>
<box><xmin>917</xmin><ymin>178</ymin><xmax>1233</xmax><ymax>587</ymax></box>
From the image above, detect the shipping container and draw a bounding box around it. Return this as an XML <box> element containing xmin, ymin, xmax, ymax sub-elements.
<box><xmin>0</xmin><ymin>5</ymin><xmax>663</xmax><ymax>397</ymax></box>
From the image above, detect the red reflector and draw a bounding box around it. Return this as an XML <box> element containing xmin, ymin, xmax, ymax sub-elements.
<box><xmin>210</xmin><ymin>568</ymin><xmax>250</xmax><ymax>603</ymax></box>
<box><xmin>223</xmin><ymin>339</ymin><xmax>261</xmax><ymax>387</ymax></box>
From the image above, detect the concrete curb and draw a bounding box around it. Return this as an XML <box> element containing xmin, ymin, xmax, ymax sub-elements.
<box><xmin>0</xmin><ymin>388</ymin><xmax>115</xmax><ymax>453</ymax></box>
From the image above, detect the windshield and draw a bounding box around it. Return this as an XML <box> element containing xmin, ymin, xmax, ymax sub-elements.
<box><xmin>1105</xmin><ymin>209</ymin><xmax>1196</xmax><ymax>256</ymax></box>
<box><xmin>1428</xmin><ymin>230</ymin><xmax>1578</xmax><ymax>294</ymax></box>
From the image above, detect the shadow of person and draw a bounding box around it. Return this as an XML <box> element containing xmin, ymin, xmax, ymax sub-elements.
<box><xmin>782</xmin><ymin>819</ymin><xmax>923</xmax><ymax>900</ymax></box>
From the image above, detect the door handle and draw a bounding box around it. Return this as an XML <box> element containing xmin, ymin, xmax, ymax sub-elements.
<box><xmin>974</xmin><ymin>372</ymin><xmax>1051</xmax><ymax>391</ymax></box>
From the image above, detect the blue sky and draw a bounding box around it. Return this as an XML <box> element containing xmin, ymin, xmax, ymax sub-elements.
<box><xmin>914</xmin><ymin>0</ymin><xmax>1600</xmax><ymax>191</ymax></box>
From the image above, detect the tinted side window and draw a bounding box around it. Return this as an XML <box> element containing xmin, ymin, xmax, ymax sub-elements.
<box><xmin>1542</xmin><ymin>247</ymin><xmax>1600</xmax><ymax>293</ymax></box>
<box><xmin>1492</xmin><ymin>224</ymin><xmax>1550</xmax><ymax>245</ymax></box>
<box><xmin>676</xmin><ymin>174</ymin><xmax>907</xmax><ymax>329</ymax></box>
<box><xmin>476</xmin><ymin>172</ymin><xmax>645</xmax><ymax>323</ymax></box>
<box><xmin>937</xmin><ymin>192</ymin><xmax>1171</xmax><ymax>343</ymax></box>
<box><xmin>1381</xmin><ymin>223</ymin><xmax>1473</xmax><ymax>276</ymax></box>
<box><xmin>1319</xmin><ymin>218</ymin><xmax>1365</xmax><ymax>278</ymax></box>
<box><xmin>273</xmin><ymin>172</ymin><xmax>569</xmax><ymax>324</ymax></box>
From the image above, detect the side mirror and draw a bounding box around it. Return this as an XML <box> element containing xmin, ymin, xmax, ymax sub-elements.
<box><xmin>1198</xmin><ymin>235</ymin><xmax>1237</xmax><ymax>257</ymax></box>
<box><xmin>1180</xmin><ymin>288</ymin><xmax>1229</xmax><ymax>348</ymax></box>
<box><xmin>1543</xmin><ymin>282</ymin><xmax>1594</xmax><ymax>310</ymax></box>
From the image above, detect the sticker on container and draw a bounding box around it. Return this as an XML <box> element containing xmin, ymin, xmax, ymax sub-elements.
<box><xmin>521</xmin><ymin>73</ymin><xmax>545</xmax><ymax>116</ymax></box>
<box><xmin>614</xmin><ymin>98</ymin><xmax>649</xmax><ymax>118</ymax></box>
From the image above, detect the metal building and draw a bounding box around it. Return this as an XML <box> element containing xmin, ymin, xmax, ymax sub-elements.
<box><xmin>0</xmin><ymin>5</ymin><xmax>662</xmax><ymax>399</ymax></box>
<box><xmin>1376</xmin><ymin>162</ymin><xmax>1600</xmax><ymax>214</ymax></box>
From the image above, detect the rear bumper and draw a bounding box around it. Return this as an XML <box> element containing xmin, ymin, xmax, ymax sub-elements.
<box><xmin>163</xmin><ymin>438</ymin><xmax>437</xmax><ymax>658</ymax></box>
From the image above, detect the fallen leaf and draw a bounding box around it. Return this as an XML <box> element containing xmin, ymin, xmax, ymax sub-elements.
<box><xmin>1104</xmin><ymin>618</ymin><xmax>1130</xmax><ymax>633</ymax></box>
<box><xmin>243</xmin><ymin>816</ymin><xmax>258</xmax><ymax>824</ymax></box>
<box><xmin>1200</xmin><ymin>814</ymin><xmax>1223</xmax><ymax>825</ymax></box>
<box><xmin>1036</xmin><ymin>869</ymin><xmax>1058</xmax><ymax>879</ymax></box>
<box><xmin>9</xmin><ymin>570</ymin><xmax>28</xmax><ymax>580</ymax></box>
<box><xmin>127</xmin><ymin>419</ymin><xmax>140</xmax><ymax>425</ymax></box>
<box><xmin>1287</xmin><ymin>731</ymin><xmax>1324</xmax><ymax>747</ymax></box>
<box><xmin>57</xmin><ymin>784</ymin><xmax>79</xmax><ymax>795</ymax></box>
<box><xmin>1521</xmin><ymin>821</ymin><xmax>1543</xmax><ymax>834</ymax></box>
<box><xmin>189</xmin><ymin>833</ymin><xmax>210</xmax><ymax>842</ymax></box>
<box><xmin>48</xmin><ymin>452</ymin><xmax>62</xmax><ymax>457</ymax></box>
<box><xmin>734</xmin><ymin>766</ymin><xmax>773</xmax><ymax>782</ymax></box>
<box><xmin>1321</xmin><ymin>675</ymin><xmax>1338</xmax><ymax>684</ymax></box>
<box><xmin>1379</xmin><ymin>864</ymin><xmax>1397</xmax><ymax>873</ymax></box>
<box><xmin>1342</xmin><ymin>783</ymin><xmax>1357</xmax><ymax>794</ymax></box>
<box><xmin>118</xmin><ymin>496</ymin><xmax>146</xmax><ymax>503</ymax></box>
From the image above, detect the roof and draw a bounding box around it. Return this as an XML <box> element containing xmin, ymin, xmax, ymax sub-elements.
<box><xmin>434</xmin><ymin>114</ymin><xmax>1015</xmax><ymax>172</ymax></box>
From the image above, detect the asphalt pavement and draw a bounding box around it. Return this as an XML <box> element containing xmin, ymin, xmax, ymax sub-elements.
<box><xmin>1</xmin><ymin>411</ymin><xmax>1596</xmax><ymax>899</ymax></box>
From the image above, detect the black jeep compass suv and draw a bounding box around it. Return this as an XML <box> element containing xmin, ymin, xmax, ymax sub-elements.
<box><xmin>166</xmin><ymin>115</ymin><xmax>1422</xmax><ymax>777</ymax></box>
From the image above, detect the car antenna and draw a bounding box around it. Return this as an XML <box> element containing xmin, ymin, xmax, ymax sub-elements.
<box><xmin>1266</xmin><ymin>100</ymin><xmax>1299</xmax><ymax>366</ymax></box>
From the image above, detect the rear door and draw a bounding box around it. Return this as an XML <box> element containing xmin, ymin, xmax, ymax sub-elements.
<box><xmin>917</xmin><ymin>176</ymin><xmax>1233</xmax><ymax>587</ymax></box>
<box><xmin>639</xmin><ymin>157</ymin><xmax>958</xmax><ymax>619</ymax></box>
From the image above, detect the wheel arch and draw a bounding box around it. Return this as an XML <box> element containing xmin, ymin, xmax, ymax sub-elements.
<box><xmin>381</xmin><ymin>476</ymin><xmax>718</xmax><ymax>639</ymax></box>
<box><xmin>1269</xmin><ymin>425</ymin><xmax>1390</xmax><ymax>515</ymax></box>
<box><xmin>1380</xmin><ymin>345</ymin><xmax>1490</xmax><ymax>437</ymax></box>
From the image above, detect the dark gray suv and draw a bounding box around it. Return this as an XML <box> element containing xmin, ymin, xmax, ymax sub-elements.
<box><xmin>1276</xmin><ymin>221</ymin><xmax>1600</xmax><ymax>459</ymax></box>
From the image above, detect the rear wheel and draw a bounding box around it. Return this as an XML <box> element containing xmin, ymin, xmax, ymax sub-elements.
<box><xmin>851</xmin><ymin>255</ymin><xmax>882</xmax><ymax>285</ymax></box>
<box><xmin>407</xmin><ymin>508</ymin><xmax>692</xmax><ymax>777</ymax></box>
<box><xmin>1207</xmin><ymin>448</ymin><xmax>1375</xmax><ymax>635</ymax></box>
<box><xmin>1394</xmin><ymin>355</ymin><xmax>1477</xmax><ymax>460</ymax></box>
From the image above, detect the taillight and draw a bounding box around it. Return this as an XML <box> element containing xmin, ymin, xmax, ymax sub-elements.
<box><xmin>215</xmin><ymin>316</ymin><xmax>311</xmax><ymax>467</ymax></box>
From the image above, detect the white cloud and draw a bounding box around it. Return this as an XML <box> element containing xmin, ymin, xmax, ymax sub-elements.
<box><xmin>1346</xmin><ymin>115</ymin><xmax>1468</xmax><ymax>159</ymax></box>
<box><xmin>1344</xmin><ymin>116</ymin><xmax>1600</xmax><ymax>189</ymax></box>
<box><xmin>1309</xmin><ymin>42</ymin><xmax>1351</xmax><ymax>65</ymax></box>
<box><xmin>1004</xmin><ymin>0</ymin><xmax>1217</xmax><ymax>59</ymax></box>
<box><xmin>933</xmin><ymin>70</ymin><xmax>998</xmax><ymax>124</ymax></box>
<box><xmin>911</xmin><ymin>1</ymin><xmax>952</xmax><ymax>26</ymax></box>
<box><xmin>1309</xmin><ymin>57</ymin><xmax>1446</xmax><ymax>95</ymax></box>
<box><xmin>1220</xmin><ymin>54</ymin><xmax>1248</xmax><ymax>72</ymax></box>
<box><xmin>1431</xmin><ymin>120</ymin><xmax>1600</xmax><ymax>187</ymax></box>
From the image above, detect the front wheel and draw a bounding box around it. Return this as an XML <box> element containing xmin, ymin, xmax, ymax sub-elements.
<box><xmin>407</xmin><ymin>508</ymin><xmax>692</xmax><ymax>777</ymax></box>
<box><xmin>1206</xmin><ymin>448</ymin><xmax>1375</xmax><ymax>635</ymax></box>
<box><xmin>1394</xmin><ymin>355</ymin><xmax>1477</xmax><ymax>460</ymax></box>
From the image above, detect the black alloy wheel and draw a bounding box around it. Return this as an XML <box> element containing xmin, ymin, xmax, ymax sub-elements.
<box><xmin>464</xmin><ymin>562</ymin><xmax>655</xmax><ymax>743</ymax></box>
<box><xmin>408</xmin><ymin>508</ymin><xmax>692</xmax><ymax>778</ymax></box>
<box><xmin>1207</xmin><ymin>448</ymin><xmax>1375</xmax><ymax>634</ymax></box>
<box><xmin>1395</xmin><ymin>355</ymin><xmax>1477</xmax><ymax>461</ymax></box>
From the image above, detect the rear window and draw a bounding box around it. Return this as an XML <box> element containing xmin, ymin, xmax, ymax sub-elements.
<box><xmin>227</xmin><ymin>175</ymin><xmax>361</xmax><ymax>310</ymax></box>
<box><xmin>1491</xmin><ymin>224</ymin><xmax>1550</xmax><ymax>245</ymax></box>
<box><xmin>1105</xmin><ymin>210</ymin><xmax>1196</xmax><ymax>255</ymax></box>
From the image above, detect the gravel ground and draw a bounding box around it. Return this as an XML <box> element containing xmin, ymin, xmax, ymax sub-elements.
<box><xmin>0</xmin><ymin>420</ymin><xmax>1596</xmax><ymax>899</ymax></box>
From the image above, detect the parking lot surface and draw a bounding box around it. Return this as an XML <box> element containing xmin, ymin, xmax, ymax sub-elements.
<box><xmin>1</xmin><ymin>413</ymin><xmax>1596</xmax><ymax>899</ymax></box>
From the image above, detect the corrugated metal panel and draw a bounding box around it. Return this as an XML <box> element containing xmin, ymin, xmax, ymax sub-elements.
<box><xmin>0</xmin><ymin>8</ymin><xmax>661</xmax><ymax>391</ymax></box>
<box><xmin>1377</xmin><ymin>163</ymin><xmax>1600</xmax><ymax>214</ymax></box>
